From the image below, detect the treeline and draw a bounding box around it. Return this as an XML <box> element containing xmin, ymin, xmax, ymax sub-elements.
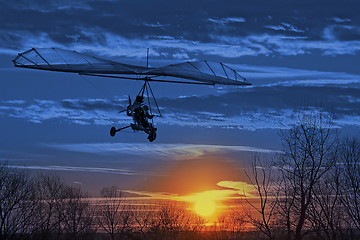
<box><xmin>0</xmin><ymin>165</ymin><xmax>250</xmax><ymax>240</ymax></box>
<box><xmin>246</xmin><ymin>111</ymin><xmax>360</xmax><ymax>240</ymax></box>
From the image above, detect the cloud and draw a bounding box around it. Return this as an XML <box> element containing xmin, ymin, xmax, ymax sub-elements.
<box><xmin>7</xmin><ymin>165</ymin><xmax>162</xmax><ymax>176</ymax></box>
<box><xmin>3</xmin><ymin>24</ymin><xmax>360</xmax><ymax>60</ymax></box>
<box><xmin>124</xmin><ymin>179</ymin><xmax>257</xmax><ymax>204</ymax></box>
<box><xmin>332</xmin><ymin>17</ymin><xmax>351</xmax><ymax>23</ymax></box>
<box><xmin>125</xmin><ymin>183</ymin><xmax>255</xmax><ymax>203</ymax></box>
<box><xmin>1</xmin><ymin>100</ymin><xmax>26</xmax><ymax>104</ymax></box>
<box><xmin>143</xmin><ymin>22</ymin><xmax>169</xmax><ymax>28</ymax></box>
<box><xmin>259</xmin><ymin>78</ymin><xmax>360</xmax><ymax>88</ymax></box>
<box><xmin>3</xmin><ymin>0</ymin><xmax>92</xmax><ymax>12</ymax></box>
<box><xmin>230</xmin><ymin>63</ymin><xmax>360</xmax><ymax>82</ymax></box>
<box><xmin>208</xmin><ymin>17</ymin><xmax>246</xmax><ymax>24</ymax></box>
<box><xmin>217</xmin><ymin>180</ymin><xmax>256</xmax><ymax>197</ymax></box>
<box><xmin>0</xmin><ymin>98</ymin><xmax>129</xmax><ymax>126</ymax></box>
<box><xmin>265</xmin><ymin>23</ymin><xmax>305</xmax><ymax>33</ymax></box>
<box><xmin>161</xmin><ymin>109</ymin><xmax>298</xmax><ymax>131</ymax></box>
<box><xmin>1</xmin><ymin>0</ymin><xmax>360</xmax><ymax>60</ymax></box>
<box><xmin>211</xmin><ymin>33</ymin><xmax>360</xmax><ymax>56</ymax></box>
<box><xmin>180</xmin><ymin>189</ymin><xmax>245</xmax><ymax>203</ymax></box>
<box><xmin>248</xmin><ymin>33</ymin><xmax>360</xmax><ymax>56</ymax></box>
<box><xmin>0</xmin><ymin>101</ymin><xmax>327</xmax><ymax>130</ymax></box>
<box><xmin>323</xmin><ymin>25</ymin><xmax>360</xmax><ymax>41</ymax></box>
<box><xmin>1</xmin><ymin>69</ymin><xmax>360</xmax><ymax>131</ymax></box>
<box><xmin>44</xmin><ymin>142</ymin><xmax>278</xmax><ymax>159</ymax></box>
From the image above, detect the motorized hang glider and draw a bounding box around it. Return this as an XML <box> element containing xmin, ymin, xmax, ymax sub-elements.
<box><xmin>13</xmin><ymin>48</ymin><xmax>251</xmax><ymax>141</ymax></box>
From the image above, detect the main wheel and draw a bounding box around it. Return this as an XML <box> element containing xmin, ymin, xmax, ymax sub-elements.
<box><xmin>148</xmin><ymin>131</ymin><xmax>157</xmax><ymax>142</ymax></box>
<box><xmin>110</xmin><ymin>127</ymin><xmax>116</xmax><ymax>137</ymax></box>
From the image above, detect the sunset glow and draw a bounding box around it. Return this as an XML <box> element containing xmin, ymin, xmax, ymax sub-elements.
<box><xmin>194</xmin><ymin>195</ymin><xmax>216</xmax><ymax>217</ymax></box>
<box><xmin>125</xmin><ymin>179</ymin><xmax>256</xmax><ymax>219</ymax></box>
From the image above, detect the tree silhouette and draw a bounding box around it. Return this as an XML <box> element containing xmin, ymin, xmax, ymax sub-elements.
<box><xmin>97</xmin><ymin>186</ymin><xmax>131</xmax><ymax>240</ymax></box>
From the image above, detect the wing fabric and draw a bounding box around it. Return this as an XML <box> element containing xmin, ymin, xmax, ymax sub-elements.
<box><xmin>148</xmin><ymin>61</ymin><xmax>250</xmax><ymax>85</ymax></box>
<box><xmin>12</xmin><ymin>48</ymin><xmax>146</xmax><ymax>74</ymax></box>
<box><xmin>13</xmin><ymin>48</ymin><xmax>250</xmax><ymax>86</ymax></box>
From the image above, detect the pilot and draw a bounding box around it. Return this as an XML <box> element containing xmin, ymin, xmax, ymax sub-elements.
<box><xmin>132</xmin><ymin>96</ymin><xmax>154</xmax><ymax>128</ymax></box>
<box><xmin>133</xmin><ymin>96</ymin><xmax>144</xmax><ymax>125</ymax></box>
<box><xmin>134</xmin><ymin>96</ymin><xmax>144</xmax><ymax>105</ymax></box>
<box><xmin>138</xmin><ymin>105</ymin><xmax>154</xmax><ymax>129</ymax></box>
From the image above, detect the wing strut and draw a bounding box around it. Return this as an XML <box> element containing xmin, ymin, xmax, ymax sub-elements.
<box><xmin>136</xmin><ymin>81</ymin><xmax>162</xmax><ymax>117</ymax></box>
<box><xmin>147</xmin><ymin>82</ymin><xmax>162</xmax><ymax>117</ymax></box>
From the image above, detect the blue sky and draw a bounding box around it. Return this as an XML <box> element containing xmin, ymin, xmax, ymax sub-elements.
<box><xmin>0</xmin><ymin>0</ymin><xmax>360</xmax><ymax>195</ymax></box>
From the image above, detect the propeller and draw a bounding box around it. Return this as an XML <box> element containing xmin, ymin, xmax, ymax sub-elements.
<box><xmin>119</xmin><ymin>95</ymin><xmax>132</xmax><ymax>113</ymax></box>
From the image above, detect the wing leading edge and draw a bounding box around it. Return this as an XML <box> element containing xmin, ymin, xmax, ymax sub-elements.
<box><xmin>13</xmin><ymin>48</ymin><xmax>250</xmax><ymax>86</ymax></box>
<box><xmin>12</xmin><ymin>48</ymin><xmax>147</xmax><ymax>74</ymax></box>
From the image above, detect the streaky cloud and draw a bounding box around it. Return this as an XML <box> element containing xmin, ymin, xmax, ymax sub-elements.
<box><xmin>7</xmin><ymin>165</ymin><xmax>163</xmax><ymax>176</ymax></box>
<box><xmin>2</xmin><ymin>28</ymin><xmax>360</xmax><ymax>58</ymax></box>
<box><xmin>332</xmin><ymin>17</ymin><xmax>352</xmax><ymax>23</ymax></box>
<box><xmin>44</xmin><ymin>142</ymin><xmax>279</xmax><ymax>158</ymax></box>
<box><xmin>208</xmin><ymin>17</ymin><xmax>246</xmax><ymax>24</ymax></box>
<box><xmin>217</xmin><ymin>180</ymin><xmax>256</xmax><ymax>197</ymax></box>
<box><xmin>264</xmin><ymin>23</ymin><xmax>305</xmax><ymax>33</ymax></box>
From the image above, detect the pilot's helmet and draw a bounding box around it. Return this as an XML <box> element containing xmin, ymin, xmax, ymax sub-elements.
<box><xmin>143</xmin><ymin>105</ymin><xmax>149</xmax><ymax>111</ymax></box>
<box><xmin>135</xmin><ymin>96</ymin><xmax>144</xmax><ymax>103</ymax></box>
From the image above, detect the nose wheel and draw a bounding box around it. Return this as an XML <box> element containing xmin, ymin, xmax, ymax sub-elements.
<box><xmin>110</xmin><ymin>127</ymin><xmax>116</xmax><ymax>137</ymax></box>
<box><xmin>110</xmin><ymin>125</ymin><xmax>131</xmax><ymax>137</ymax></box>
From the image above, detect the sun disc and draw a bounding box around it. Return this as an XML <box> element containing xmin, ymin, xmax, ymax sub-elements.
<box><xmin>194</xmin><ymin>198</ymin><xmax>216</xmax><ymax>217</ymax></box>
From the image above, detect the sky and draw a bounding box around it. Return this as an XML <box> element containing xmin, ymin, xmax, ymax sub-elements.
<box><xmin>1</xmin><ymin>0</ymin><xmax>360</xmax><ymax>212</ymax></box>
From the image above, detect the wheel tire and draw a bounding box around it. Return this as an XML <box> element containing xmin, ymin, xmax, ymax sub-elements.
<box><xmin>110</xmin><ymin>127</ymin><xmax>116</xmax><ymax>137</ymax></box>
<box><xmin>148</xmin><ymin>131</ymin><xmax>156</xmax><ymax>142</ymax></box>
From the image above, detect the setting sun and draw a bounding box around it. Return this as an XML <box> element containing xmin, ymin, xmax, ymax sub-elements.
<box><xmin>181</xmin><ymin>190</ymin><xmax>227</xmax><ymax>218</ymax></box>
<box><xmin>194</xmin><ymin>197</ymin><xmax>216</xmax><ymax>217</ymax></box>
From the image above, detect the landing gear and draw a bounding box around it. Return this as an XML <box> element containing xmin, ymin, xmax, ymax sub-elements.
<box><xmin>110</xmin><ymin>125</ymin><xmax>131</xmax><ymax>137</ymax></box>
<box><xmin>129</xmin><ymin>123</ymin><xmax>157</xmax><ymax>142</ymax></box>
<box><xmin>148</xmin><ymin>128</ymin><xmax>157</xmax><ymax>142</ymax></box>
<box><xmin>110</xmin><ymin>127</ymin><xmax>116</xmax><ymax>137</ymax></box>
<box><xmin>111</xmin><ymin>81</ymin><xmax>161</xmax><ymax>142</ymax></box>
<box><xmin>111</xmin><ymin>124</ymin><xmax>156</xmax><ymax>142</ymax></box>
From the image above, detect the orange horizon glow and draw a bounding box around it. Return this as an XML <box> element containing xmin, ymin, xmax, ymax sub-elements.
<box><xmin>123</xmin><ymin>179</ymin><xmax>256</xmax><ymax>222</ymax></box>
<box><xmin>121</xmin><ymin>157</ymin><xmax>257</xmax><ymax>222</ymax></box>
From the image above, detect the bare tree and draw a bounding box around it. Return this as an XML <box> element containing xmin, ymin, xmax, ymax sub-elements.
<box><xmin>245</xmin><ymin>154</ymin><xmax>278</xmax><ymax>240</ymax></box>
<box><xmin>31</xmin><ymin>174</ymin><xmax>66</xmax><ymax>240</ymax></box>
<box><xmin>157</xmin><ymin>201</ymin><xmax>202</xmax><ymax>240</ymax></box>
<box><xmin>148</xmin><ymin>201</ymin><xmax>187</xmax><ymax>240</ymax></box>
<box><xmin>339</xmin><ymin>137</ymin><xmax>360</xmax><ymax>239</ymax></box>
<box><xmin>132</xmin><ymin>200</ymin><xmax>203</xmax><ymax>240</ymax></box>
<box><xmin>307</xmin><ymin>164</ymin><xmax>344</xmax><ymax>240</ymax></box>
<box><xmin>214</xmin><ymin>210</ymin><xmax>247</xmax><ymax>240</ymax></box>
<box><xmin>132</xmin><ymin>203</ymin><xmax>155</xmax><ymax>240</ymax></box>
<box><xmin>245</xmin><ymin>111</ymin><xmax>338</xmax><ymax>240</ymax></box>
<box><xmin>276</xmin><ymin>111</ymin><xmax>338</xmax><ymax>240</ymax></box>
<box><xmin>58</xmin><ymin>186</ymin><xmax>95</xmax><ymax>240</ymax></box>
<box><xmin>96</xmin><ymin>186</ymin><xmax>131</xmax><ymax>240</ymax></box>
<box><xmin>0</xmin><ymin>163</ymin><xmax>38</xmax><ymax>240</ymax></box>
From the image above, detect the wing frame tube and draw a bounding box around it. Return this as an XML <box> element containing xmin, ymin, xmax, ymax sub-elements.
<box><xmin>32</xmin><ymin>48</ymin><xmax>51</xmax><ymax>67</ymax></box>
<box><xmin>80</xmin><ymin>73</ymin><xmax>215</xmax><ymax>85</ymax></box>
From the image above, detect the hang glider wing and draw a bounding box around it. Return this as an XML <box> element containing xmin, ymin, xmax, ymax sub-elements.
<box><xmin>147</xmin><ymin>61</ymin><xmax>250</xmax><ymax>86</ymax></box>
<box><xmin>12</xmin><ymin>48</ymin><xmax>146</xmax><ymax>74</ymax></box>
<box><xmin>13</xmin><ymin>48</ymin><xmax>250</xmax><ymax>86</ymax></box>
